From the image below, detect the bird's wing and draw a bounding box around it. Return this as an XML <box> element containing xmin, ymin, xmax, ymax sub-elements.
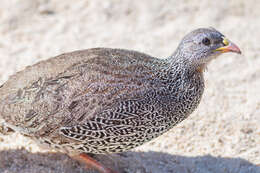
<box><xmin>0</xmin><ymin>48</ymin><xmax>164</xmax><ymax>137</ymax></box>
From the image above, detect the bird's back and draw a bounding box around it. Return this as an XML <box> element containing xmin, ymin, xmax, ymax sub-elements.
<box><xmin>0</xmin><ymin>47</ymin><xmax>204</xmax><ymax>154</ymax></box>
<box><xmin>0</xmin><ymin>48</ymin><xmax>163</xmax><ymax>137</ymax></box>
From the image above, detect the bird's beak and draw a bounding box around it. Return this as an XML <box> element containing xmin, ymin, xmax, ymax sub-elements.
<box><xmin>215</xmin><ymin>37</ymin><xmax>241</xmax><ymax>54</ymax></box>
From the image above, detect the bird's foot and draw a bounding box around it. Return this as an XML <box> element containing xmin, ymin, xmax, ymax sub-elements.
<box><xmin>74</xmin><ymin>153</ymin><xmax>117</xmax><ymax>173</ymax></box>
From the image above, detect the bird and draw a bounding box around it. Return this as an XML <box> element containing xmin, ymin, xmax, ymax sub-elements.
<box><xmin>0</xmin><ymin>28</ymin><xmax>241</xmax><ymax>173</ymax></box>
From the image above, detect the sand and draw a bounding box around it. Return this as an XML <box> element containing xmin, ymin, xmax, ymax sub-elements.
<box><xmin>0</xmin><ymin>0</ymin><xmax>260</xmax><ymax>172</ymax></box>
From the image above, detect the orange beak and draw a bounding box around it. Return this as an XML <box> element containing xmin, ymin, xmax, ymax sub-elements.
<box><xmin>215</xmin><ymin>38</ymin><xmax>241</xmax><ymax>54</ymax></box>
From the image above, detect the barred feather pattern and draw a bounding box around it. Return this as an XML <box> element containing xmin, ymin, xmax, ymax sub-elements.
<box><xmin>0</xmin><ymin>48</ymin><xmax>204</xmax><ymax>154</ymax></box>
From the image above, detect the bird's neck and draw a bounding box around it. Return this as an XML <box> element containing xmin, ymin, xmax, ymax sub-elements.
<box><xmin>166</xmin><ymin>50</ymin><xmax>205</xmax><ymax>75</ymax></box>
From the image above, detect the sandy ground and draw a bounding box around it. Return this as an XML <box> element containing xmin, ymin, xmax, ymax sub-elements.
<box><xmin>0</xmin><ymin>0</ymin><xmax>260</xmax><ymax>173</ymax></box>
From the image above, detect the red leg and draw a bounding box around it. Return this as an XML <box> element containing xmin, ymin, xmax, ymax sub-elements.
<box><xmin>76</xmin><ymin>153</ymin><xmax>117</xmax><ymax>173</ymax></box>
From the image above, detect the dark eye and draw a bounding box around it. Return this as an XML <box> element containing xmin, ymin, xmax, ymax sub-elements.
<box><xmin>202</xmin><ymin>37</ymin><xmax>211</xmax><ymax>46</ymax></box>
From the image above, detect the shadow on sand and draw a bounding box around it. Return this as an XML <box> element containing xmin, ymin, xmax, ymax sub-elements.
<box><xmin>0</xmin><ymin>149</ymin><xmax>259</xmax><ymax>173</ymax></box>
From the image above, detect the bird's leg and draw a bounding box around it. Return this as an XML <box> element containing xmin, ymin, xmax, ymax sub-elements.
<box><xmin>75</xmin><ymin>153</ymin><xmax>117</xmax><ymax>173</ymax></box>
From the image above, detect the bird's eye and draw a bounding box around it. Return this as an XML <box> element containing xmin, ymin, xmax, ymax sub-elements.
<box><xmin>202</xmin><ymin>37</ymin><xmax>211</xmax><ymax>46</ymax></box>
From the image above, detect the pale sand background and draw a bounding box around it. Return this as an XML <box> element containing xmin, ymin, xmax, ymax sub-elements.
<box><xmin>0</xmin><ymin>0</ymin><xmax>260</xmax><ymax>173</ymax></box>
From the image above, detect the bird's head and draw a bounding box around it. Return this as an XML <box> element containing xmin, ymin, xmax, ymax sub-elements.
<box><xmin>176</xmin><ymin>27</ymin><xmax>241</xmax><ymax>72</ymax></box>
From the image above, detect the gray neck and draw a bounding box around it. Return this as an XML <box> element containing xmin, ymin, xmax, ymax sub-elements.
<box><xmin>164</xmin><ymin>50</ymin><xmax>200</xmax><ymax>78</ymax></box>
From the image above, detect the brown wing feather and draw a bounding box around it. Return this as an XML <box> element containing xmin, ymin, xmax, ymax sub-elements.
<box><xmin>0</xmin><ymin>48</ymin><xmax>162</xmax><ymax>138</ymax></box>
